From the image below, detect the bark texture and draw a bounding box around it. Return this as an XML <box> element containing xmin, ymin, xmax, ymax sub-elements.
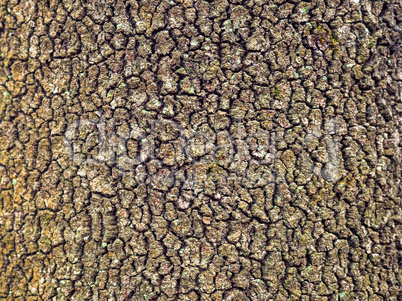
<box><xmin>0</xmin><ymin>0</ymin><xmax>401</xmax><ymax>300</ymax></box>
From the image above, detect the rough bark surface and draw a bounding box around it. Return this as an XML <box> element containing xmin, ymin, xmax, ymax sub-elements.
<box><xmin>0</xmin><ymin>0</ymin><xmax>401</xmax><ymax>300</ymax></box>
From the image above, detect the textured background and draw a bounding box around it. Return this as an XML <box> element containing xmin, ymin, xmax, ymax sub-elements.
<box><xmin>0</xmin><ymin>0</ymin><xmax>401</xmax><ymax>300</ymax></box>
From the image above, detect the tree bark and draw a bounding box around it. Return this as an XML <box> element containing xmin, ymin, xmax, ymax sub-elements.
<box><xmin>0</xmin><ymin>0</ymin><xmax>401</xmax><ymax>300</ymax></box>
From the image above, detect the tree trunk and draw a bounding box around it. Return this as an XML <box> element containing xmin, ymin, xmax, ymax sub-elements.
<box><xmin>0</xmin><ymin>0</ymin><xmax>401</xmax><ymax>300</ymax></box>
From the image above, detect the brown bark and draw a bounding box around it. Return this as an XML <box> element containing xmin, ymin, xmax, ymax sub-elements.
<box><xmin>0</xmin><ymin>0</ymin><xmax>401</xmax><ymax>300</ymax></box>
